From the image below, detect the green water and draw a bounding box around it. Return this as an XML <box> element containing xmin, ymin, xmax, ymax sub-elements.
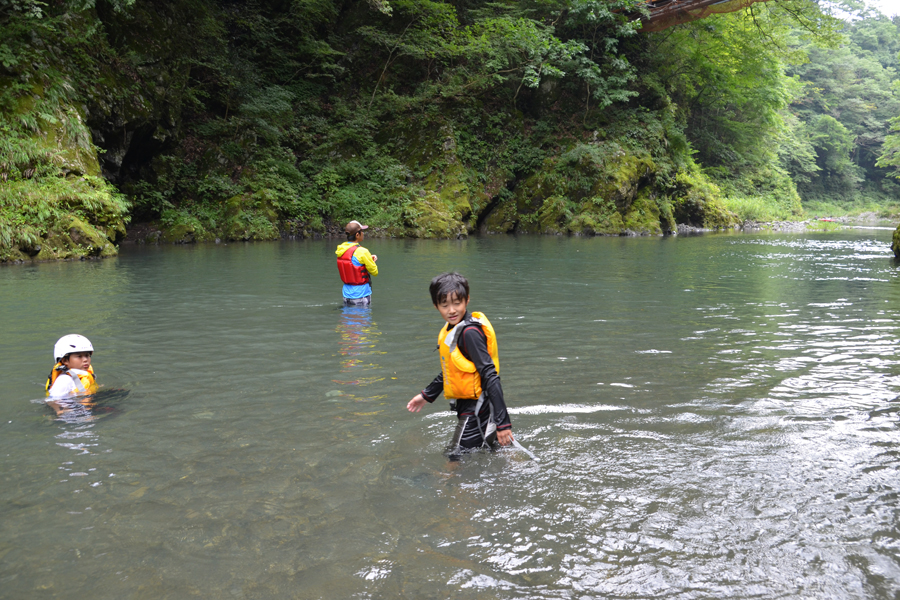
<box><xmin>2</xmin><ymin>232</ymin><xmax>899</xmax><ymax>599</ymax></box>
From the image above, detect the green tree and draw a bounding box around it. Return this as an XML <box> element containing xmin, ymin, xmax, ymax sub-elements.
<box><xmin>786</xmin><ymin>8</ymin><xmax>900</xmax><ymax>199</ymax></box>
<box><xmin>651</xmin><ymin>6</ymin><xmax>797</xmax><ymax>173</ymax></box>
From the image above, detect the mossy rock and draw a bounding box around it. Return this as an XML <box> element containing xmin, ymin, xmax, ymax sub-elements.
<box><xmin>510</xmin><ymin>143</ymin><xmax>662</xmax><ymax>235</ymax></box>
<box><xmin>106</xmin><ymin>221</ymin><xmax>128</xmax><ymax>244</ymax></box>
<box><xmin>159</xmin><ymin>213</ymin><xmax>213</xmax><ymax>243</ymax></box>
<box><xmin>35</xmin><ymin>216</ymin><xmax>115</xmax><ymax>260</ymax></box>
<box><xmin>567</xmin><ymin>193</ymin><xmax>660</xmax><ymax>236</ymax></box>
<box><xmin>657</xmin><ymin>196</ymin><xmax>677</xmax><ymax>233</ymax></box>
<box><xmin>569</xmin><ymin>211</ymin><xmax>625</xmax><ymax>235</ymax></box>
<box><xmin>404</xmin><ymin>192</ymin><xmax>466</xmax><ymax>238</ymax></box>
<box><xmin>1</xmin><ymin>85</ymin><xmax>128</xmax><ymax>263</ymax></box>
<box><xmin>537</xmin><ymin>195</ymin><xmax>574</xmax><ymax>234</ymax></box>
<box><xmin>424</xmin><ymin>163</ymin><xmax>472</xmax><ymax>222</ymax></box>
<box><xmin>892</xmin><ymin>223</ymin><xmax>900</xmax><ymax>258</ymax></box>
<box><xmin>590</xmin><ymin>151</ymin><xmax>656</xmax><ymax>212</ymax></box>
<box><xmin>672</xmin><ymin>167</ymin><xmax>738</xmax><ymax>229</ymax></box>
<box><xmin>383</xmin><ymin>119</ymin><xmax>516</xmax><ymax>236</ymax></box>
<box><xmin>0</xmin><ymin>247</ymin><xmax>28</xmax><ymax>262</ymax></box>
<box><xmin>160</xmin><ymin>222</ymin><xmax>199</xmax><ymax>244</ymax></box>
<box><xmin>18</xmin><ymin>87</ymin><xmax>102</xmax><ymax>178</ymax></box>
<box><xmin>41</xmin><ymin>118</ymin><xmax>101</xmax><ymax>178</ymax></box>
<box><xmin>481</xmin><ymin>195</ymin><xmax>519</xmax><ymax>233</ymax></box>
<box><xmin>620</xmin><ymin>188</ymin><xmax>663</xmax><ymax>234</ymax></box>
<box><xmin>511</xmin><ymin>162</ymin><xmax>562</xmax><ymax>233</ymax></box>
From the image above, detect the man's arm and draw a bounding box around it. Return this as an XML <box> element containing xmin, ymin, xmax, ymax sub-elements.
<box><xmin>355</xmin><ymin>247</ymin><xmax>378</xmax><ymax>277</ymax></box>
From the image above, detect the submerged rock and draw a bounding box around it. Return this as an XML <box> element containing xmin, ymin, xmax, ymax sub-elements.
<box><xmin>893</xmin><ymin>223</ymin><xmax>900</xmax><ymax>258</ymax></box>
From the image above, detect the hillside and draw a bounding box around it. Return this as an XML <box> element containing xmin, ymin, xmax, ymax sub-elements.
<box><xmin>2</xmin><ymin>0</ymin><xmax>899</xmax><ymax>261</ymax></box>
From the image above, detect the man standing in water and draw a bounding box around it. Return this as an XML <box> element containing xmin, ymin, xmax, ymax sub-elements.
<box><xmin>335</xmin><ymin>220</ymin><xmax>378</xmax><ymax>306</ymax></box>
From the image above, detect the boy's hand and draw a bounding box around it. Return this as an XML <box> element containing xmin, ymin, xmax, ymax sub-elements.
<box><xmin>497</xmin><ymin>429</ymin><xmax>514</xmax><ymax>446</ymax></box>
<box><xmin>407</xmin><ymin>394</ymin><xmax>427</xmax><ymax>412</ymax></box>
<box><xmin>372</xmin><ymin>254</ymin><xmax>378</xmax><ymax>262</ymax></box>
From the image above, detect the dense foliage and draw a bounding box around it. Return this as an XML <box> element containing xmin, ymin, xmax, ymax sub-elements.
<box><xmin>0</xmin><ymin>0</ymin><xmax>898</xmax><ymax>260</ymax></box>
<box><xmin>789</xmin><ymin>6</ymin><xmax>900</xmax><ymax>212</ymax></box>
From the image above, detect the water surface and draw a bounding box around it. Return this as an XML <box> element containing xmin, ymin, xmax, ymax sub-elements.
<box><xmin>2</xmin><ymin>232</ymin><xmax>899</xmax><ymax>599</ymax></box>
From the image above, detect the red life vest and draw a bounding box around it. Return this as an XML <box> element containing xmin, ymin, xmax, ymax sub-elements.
<box><xmin>337</xmin><ymin>244</ymin><xmax>370</xmax><ymax>285</ymax></box>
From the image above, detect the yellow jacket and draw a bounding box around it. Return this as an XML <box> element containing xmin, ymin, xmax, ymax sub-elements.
<box><xmin>438</xmin><ymin>312</ymin><xmax>499</xmax><ymax>400</ymax></box>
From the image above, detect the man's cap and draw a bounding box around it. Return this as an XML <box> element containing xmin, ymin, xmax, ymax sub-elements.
<box><xmin>345</xmin><ymin>220</ymin><xmax>369</xmax><ymax>236</ymax></box>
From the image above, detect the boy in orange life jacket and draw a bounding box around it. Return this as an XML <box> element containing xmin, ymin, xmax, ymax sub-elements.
<box><xmin>335</xmin><ymin>220</ymin><xmax>378</xmax><ymax>306</ymax></box>
<box><xmin>46</xmin><ymin>334</ymin><xmax>97</xmax><ymax>397</ymax></box>
<box><xmin>407</xmin><ymin>272</ymin><xmax>514</xmax><ymax>451</ymax></box>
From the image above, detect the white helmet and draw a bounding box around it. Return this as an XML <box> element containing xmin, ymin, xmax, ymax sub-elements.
<box><xmin>54</xmin><ymin>334</ymin><xmax>94</xmax><ymax>362</ymax></box>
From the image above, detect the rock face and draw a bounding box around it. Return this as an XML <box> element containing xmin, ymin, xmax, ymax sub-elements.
<box><xmin>1</xmin><ymin>98</ymin><xmax>128</xmax><ymax>263</ymax></box>
<box><xmin>35</xmin><ymin>216</ymin><xmax>118</xmax><ymax>261</ymax></box>
<box><xmin>480</xmin><ymin>143</ymin><xmax>735</xmax><ymax>236</ymax></box>
<box><xmin>893</xmin><ymin>223</ymin><xmax>900</xmax><ymax>258</ymax></box>
<box><xmin>365</xmin><ymin>114</ymin><xmax>739</xmax><ymax>239</ymax></box>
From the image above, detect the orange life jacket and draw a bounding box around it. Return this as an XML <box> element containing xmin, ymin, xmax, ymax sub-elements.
<box><xmin>337</xmin><ymin>244</ymin><xmax>370</xmax><ymax>285</ymax></box>
<box><xmin>438</xmin><ymin>312</ymin><xmax>499</xmax><ymax>400</ymax></box>
<box><xmin>46</xmin><ymin>363</ymin><xmax>97</xmax><ymax>394</ymax></box>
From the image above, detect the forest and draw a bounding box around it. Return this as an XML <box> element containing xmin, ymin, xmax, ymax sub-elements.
<box><xmin>2</xmin><ymin>0</ymin><xmax>900</xmax><ymax>262</ymax></box>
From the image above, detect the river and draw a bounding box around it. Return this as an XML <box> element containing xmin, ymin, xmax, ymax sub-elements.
<box><xmin>2</xmin><ymin>231</ymin><xmax>899</xmax><ymax>599</ymax></box>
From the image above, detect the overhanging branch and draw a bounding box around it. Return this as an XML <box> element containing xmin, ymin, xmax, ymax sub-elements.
<box><xmin>638</xmin><ymin>0</ymin><xmax>775</xmax><ymax>32</ymax></box>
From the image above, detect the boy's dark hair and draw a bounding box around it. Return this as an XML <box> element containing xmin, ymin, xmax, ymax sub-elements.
<box><xmin>430</xmin><ymin>272</ymin><xmax>469</xmax><ymax>305</ymax></box>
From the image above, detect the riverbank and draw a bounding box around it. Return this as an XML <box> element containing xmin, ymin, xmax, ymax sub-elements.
<box><xmin>4</xmin><ymin>215</ymin><xmax>897</xmax><ymax>266</ymax></box>
<box><xmin>741</xmin><ymin>212</ymin><xmax>900</xmax><ymax>232</ymax></box>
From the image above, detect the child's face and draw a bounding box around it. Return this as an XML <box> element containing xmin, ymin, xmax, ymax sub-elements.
<box><xmin>435</xmin><ymin>292</ymin><xmax>468</xmax><ymax>326</ymax></box>
<box><xmin>62</xmin><ymin>352</ymin><xmax>92</xmax><ymax>370</ymax></box>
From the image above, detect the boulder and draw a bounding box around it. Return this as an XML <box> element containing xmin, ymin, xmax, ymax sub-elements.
<box><xmin>892</xmin><ymin>223</ymin><xmax>899</xmax><ymax>258</ymax></box>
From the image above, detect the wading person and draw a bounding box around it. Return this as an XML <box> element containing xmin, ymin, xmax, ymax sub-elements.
<box><xmin>45</xmin><ymin>333</ymin><xmax>99</xmax><ymax>419</ymax></box>
<box><xmin>46</xmin><ymin>334</ymin><xmax>97</xmax><ymax>397</ymax></box>
<box><xmin>335</xmin><ymin>220</ymin><xmax>378</xmax><ymax>306</ymax></box>
<box><xmin>407</xmin><ymin>272</ymin><xmax>513</xmax><ymax>454</ymax></box>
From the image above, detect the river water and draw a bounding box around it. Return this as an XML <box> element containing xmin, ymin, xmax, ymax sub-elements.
<box><xmin>2</xmin><ymin>231</ymin><xmax>899</xmax><ymax>599</ymax></box>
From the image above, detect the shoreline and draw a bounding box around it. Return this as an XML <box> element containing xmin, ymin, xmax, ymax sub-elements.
<box><xmin>122</xmin><ymin>213</ymin><xmax>900</xmax><ymax>244</ymax></box>
<box><xmin>3</xmin><ymin>216</ymin><xmax>897</xmax><ymax>266</ymax></box>
<box><xmin>738</xmin><ymin>213</ymin><xmax>899</xmax><ymax>233</ymax></box>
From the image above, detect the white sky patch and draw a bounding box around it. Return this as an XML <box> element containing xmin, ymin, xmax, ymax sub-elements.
<box><xmin>834</xmin><ymin>0</ymin><xmax>900</xmax><ymax>16</ymax></box>
<box><xmin>866</xmin><ymin>0</ymin><xmax>900</xmax><ymax>15</ymax></box>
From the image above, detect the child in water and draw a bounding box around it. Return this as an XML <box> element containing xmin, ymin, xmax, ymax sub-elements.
<box><xmin>46</xmin><ymin>334</ymin><xmax>97</xmax><ymax>397</ymax></box>
<box><xmin>407</xmin><ymin>272</ymin><xmax>514</xmax><ymax>451</ymax></box>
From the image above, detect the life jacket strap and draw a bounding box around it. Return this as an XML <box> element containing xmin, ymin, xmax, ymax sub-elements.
<box><xmin>443</xmin><ymin>319</ymin><xmax>480</xmax><ymax>354</ymax></box>
<box><xmin>55</xmin><ymin>365</ymin><xmax>87</xmax><ymax>393</ymax></box>
<box><xmin>473</xmin><ymin>392</ymin><xmax>497</xmax><ymax>447</ymax></box>
<box><xmin>68</xmin><ymin>367</ymin><xmax>87</xmax><ymax>393</ymax></box>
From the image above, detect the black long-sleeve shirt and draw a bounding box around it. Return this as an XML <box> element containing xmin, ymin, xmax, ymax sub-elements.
<box><xmin>420</xmin><ymin>315</ymin><xmax>511</xmax><ymax>430</ymax></box>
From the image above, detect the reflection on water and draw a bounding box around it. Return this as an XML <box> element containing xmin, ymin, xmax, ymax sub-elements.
<box><xmin>1</xmin><ymin>233</ymin><xmax>899</xmax><ymax>599</ymax></box>
<box><xmin>334</xmin><ymin>304</ymin><xmax>384</xmax><ymax>388</ymax></box>
<box><xmin>44</xmin><ymin>388</ymin><xmax>128</xmax><ymax>424</ymax></box>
